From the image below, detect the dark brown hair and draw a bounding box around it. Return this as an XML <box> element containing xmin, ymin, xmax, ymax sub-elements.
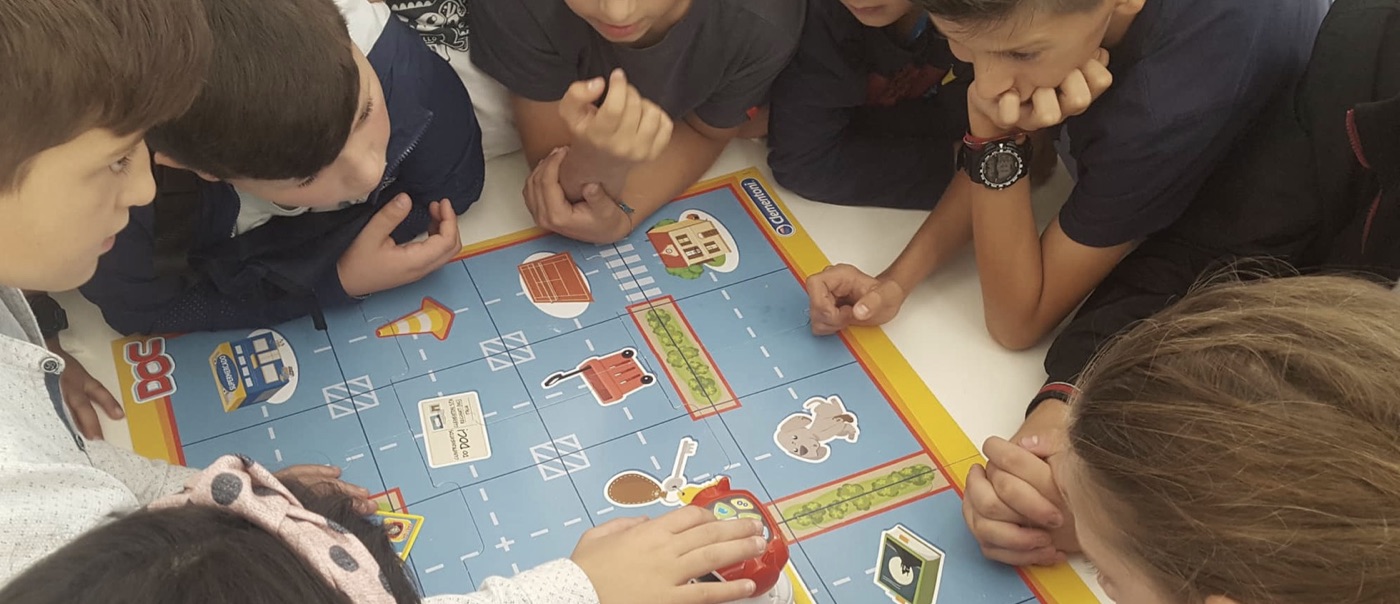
<box><xmin>914</xmin><ymin>0</ymin><xmax>1106</xmax><ymax>24</ymax></box>
<box><xmin>0</xmin><ymin>481</ymin><xmax>422</xmax><ymax>604</ymax></box>
<box><xmin>0</xmin><ymin>0</ymin><xmax>211</xmax><ymax>192</ymax></box>
<box><xmin>1071</xmin><ymin>275</ymin><xmax>1400</xmax><ymax>603</ymax></box>
<box><xmin>144</xmin><ymin>0</ymin><xmax>360</xmax><ymax>181</ymax></box>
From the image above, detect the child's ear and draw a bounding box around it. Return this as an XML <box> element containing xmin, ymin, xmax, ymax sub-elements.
<box><xmin>1113</xmin><ymin>0</ymin><xmax>1147</xmax><ymax>17</ymax></box>
<box><xmin>151</xmin><ymin>152</ymin><xmax>221</xmax><ymax>182</ymax></box>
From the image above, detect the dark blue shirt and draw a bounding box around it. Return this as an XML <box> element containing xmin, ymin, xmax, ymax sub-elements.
<box><xmin>767</xmin><ymin>0</ymin><xmax>972</xmax><ymax>209</ymax></box>
<box><xmin>1057</xmin><ymin>0</ymin><xmax>1328</xmax><ymax>247</ymax></box>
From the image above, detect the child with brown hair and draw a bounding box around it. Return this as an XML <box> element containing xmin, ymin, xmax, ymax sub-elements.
<box><xmin>1052</xmin><ymin>275</ymin><xmax>1400</xmax><ymax>603</ymax></box>
<box><xmin>0</xmin><ymin>455</ymin><xmax>771</xmax><ymax>604</ymax></box>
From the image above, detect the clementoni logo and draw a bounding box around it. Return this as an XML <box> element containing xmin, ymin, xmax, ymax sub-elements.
<box><xmin>123</xmin><ymin>337</ymin><xmax>177</xmax><ymax>404</ymax></box>
<box><xmin>741</xmin><ymin>178</ymin><xmax>795</xmax><ymax>237</ymax></box>
<box><xmin>213</xmin><ymin>354</ymin><xmax>238</xmax><ymax>393</ymax></box>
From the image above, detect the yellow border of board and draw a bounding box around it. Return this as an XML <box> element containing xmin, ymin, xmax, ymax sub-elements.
<box><xmin>115</xmin><ymin>168</ymin><xmax>1092</xmax><ymax>602</ymax></box>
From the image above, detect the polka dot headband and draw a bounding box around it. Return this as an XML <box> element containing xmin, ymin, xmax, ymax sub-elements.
<box><xmin>150</xmin><ymin>455</ymin><xmax>396</xmax><ymax>603</ymax></box>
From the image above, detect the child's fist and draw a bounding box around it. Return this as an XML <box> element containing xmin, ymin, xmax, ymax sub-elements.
<box><xmin>559</xmin><ymin>69</ymin><xmax>674</xmax><ymax>164</ymax></box>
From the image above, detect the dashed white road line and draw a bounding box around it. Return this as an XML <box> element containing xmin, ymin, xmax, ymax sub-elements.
<box><xmin>379</xmin><ymin>442</ymin><xmax>398</xmax><ymax>451</ymax></box>
<box><xmin>530</xmin><ymin>529</ymin><xmax>549</xmax><ymax>538</ymax></box>
<box><xmin>563</xmin><ymin>518</ymin><xmax>583</xmax><ymax>527</ymax></box>
<box><xmin>832</xmin><ymin>577</ymin><xmax>851</xmax><ymax>587</ymax></box>
<box><xmin>746</xmin><ymin>327</ymin><xmax>757</xmax><ymax>338</ymax></box>
<box><xmin>754</xmin><ymin>453</ymin><xmax>772</xmax><ymax>461</ymax></box>
<box><xmin>424</xmin><ymin>564</ymin><xmax>445</xmax><ymax>574</ymax></box>
<box><xmin>733</xmin><ymin>308</ymin><xmax>744</xmax><ymax>319</ymax></box>
<box><xmin>349</xmin><ymin>336</ymin><xmax>368</xmax><ymax>344</ymax></box>
<box><xmin>773</xmin><ymin>366</ymin><xmax>785</xmax><ymax>379</ymax></box>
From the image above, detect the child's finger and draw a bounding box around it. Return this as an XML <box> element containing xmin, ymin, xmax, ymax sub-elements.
<box><xmin>646</xmin><ymin>106</ymin><xmax>674</xmax><ymax>160</ymax></box>
<box><xmin>672</xmin><ymin>518</ymin><xmax>762</xmax><ymax>556</ymax></box>
<box><xmin>1056</xmin><ymin>69</ymin><xmax>1093</xmax><ymax>118</ymax></box>
<box><xmin>675</xmin><ymin>578</ymin><xmax>757</xmax><ymax>604</ymax></box>
<box><xmin>677</xmin><ymin>535</ymin><xmax>768</xmax><ymax>583</ymax></box>
<box><xmin>853</xmin><ymin>280</ymin><xmax>901</xmax><ymax>324</ymax></box>
<box><xmin>1080</xmin><ymin>55</ymin><xmax>1114</xmax><ymax>99</ymax></box>
<box><xmin>559</xmin><ymin>77</ymin><xmax>606</xmax><ymax>129</ymax></box>
<box><xmin>635</xmin><ymin>102</ymin><xmax>667</xmax><ymax>158</ymax></box>
<box><xmin>1028</xmin><ymin>87</ymin><xmax>1062</xmax><ymax>129</ymax></box>
<box><xmin>997</xmin><ymin>91</ymin><xmax>1023</xmax><ymax>129</ymax></box>
<box><xmin>616</xmin><ymin>85</ymin><xmax>645</xmax><ymax>140</ymax></box>
<box><xmin>654</xmin><ymin>505</ymin><xmax>721</xmax><ymax>534</ymax></box>
<box><xmin>593</xmin><ymin>69</ymin><xmax>630</xmax><ymax>133</ymax></box>
<box><xmin>362</xmin><ymin>194</ymin><xmax>414</xmax><ymax>243</ymax></box>
<box><xmin>86</xmin><ymin>381</ymin><xmax>124</xmax><ymax>420</ymax></box>
<box><xmin>965</xmin><ymin>464</ymin><xmax>1026</xmax><ymax>524</ymax></box>
<box><xmin>68</xmin><ymin>393</ymin><xmax>103</xmax><ymax>440</ymax></box>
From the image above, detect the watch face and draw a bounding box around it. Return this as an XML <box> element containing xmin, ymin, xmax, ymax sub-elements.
<box><xmin>982</xmin><ymin>148</ymin><xmax>1023</xmax><ymax>186</ymax></box>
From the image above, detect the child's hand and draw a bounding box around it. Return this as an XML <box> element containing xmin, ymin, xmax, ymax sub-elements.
<box><xmin>962</xmin><ymin>401</ymin><xmax>1079</xmax><ymax>567</ymax></box>
<box><xmin>524</xmin><ymin>147</ymin><xmax>632</xmax><ymax>244</ymax></box>
<box><xmin>572</xmin><ymin>507</ymin><xmax>768</xmax><ymax>604</ymax></box>
<box><xmin>274</xmin><ymin>464</ymin><xmax>378</xmax><ymax>515</ymax></box>
<box><xmin>968</xmin><ymin>49</ymin><xmax>1113</xmax><ymax>137</ymax></box>
<box><xmin>50</xmin><ymin>342</ymin><xmax>123</xmax><ymax>440</ymax></box>
<box><xmin>805</xmin><ymin>264</ymin><xmax>907</xmax><ymax>335</ymax></box>
<box><xmin>338</xmin><ymin>194</ymin><xmax>462</xmax><ymax>297</ymax></box>
<box><xmin>559</xmin><ymin>69</ymin><xmax>674</xmax><ymax>164</ymax></box>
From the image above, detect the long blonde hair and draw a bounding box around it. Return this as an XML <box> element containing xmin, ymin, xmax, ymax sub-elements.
<box><xmin>1071</xmin><ymin>275</ymin><xmax>1400</xmax><ymax>603</ymax></box>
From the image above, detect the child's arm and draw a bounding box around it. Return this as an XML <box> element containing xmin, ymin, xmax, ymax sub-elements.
<box><xmin>511</xmin><ymin>84</ymin><xmax>734</xmax><ymax>244</ymax></box>
<box><xmin>78</xmin><ymin>206</ymin><xmax>346</xmax><ymax>335</ymax></box>
<box><xmin>82</xmin><ymin>440</ymin><xmax>199</xmax><ymax>505</ymax></box>
<box><xmin>426</xmin><ymin>508</ymin><xmax>766</xmax><ymax>604</ymax></box>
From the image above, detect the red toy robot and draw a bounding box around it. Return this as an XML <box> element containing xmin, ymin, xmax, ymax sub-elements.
<box><xmin>687</xmin><ymin>477</ymin><xmax>790</xmax><ymax>595</ymax></box>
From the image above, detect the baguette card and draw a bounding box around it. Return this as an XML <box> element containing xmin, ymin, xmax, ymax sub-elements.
<box><xmin>418</xmin><ymin>391</ymin><xmax>492</xmax><ymax>468</ymax></box>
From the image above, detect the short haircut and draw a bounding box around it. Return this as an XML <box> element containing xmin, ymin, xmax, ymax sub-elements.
<box><xmin>913</xmin><ymin>0</ymin><xmax>1105</xmax><ymax>24</ymax></box>
<box><xmin>0</xmin><ymin>0</ymin><xmax>212</xmax><ymax>192</ymax></box>
<box><xmin>0</xmin><ymin>480</ymin><xmax>422</xmax><ymax>604</ymax></box>
<box><xmin>145</xmin><ymin>0</ymin><xmax>360</xmax><ymax>181</ymax></box>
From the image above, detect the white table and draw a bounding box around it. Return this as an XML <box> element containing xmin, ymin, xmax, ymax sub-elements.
<box><xmin>53</xmin><ymin>139</ymin><xmax>1109</xmax><ymax>602</ymax></box>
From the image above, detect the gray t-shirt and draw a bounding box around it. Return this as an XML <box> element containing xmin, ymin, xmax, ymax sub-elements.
<box><xmin>469</xmin><ymin>0</ymin><xmax>805</xmax><ymax>129</ymax></box>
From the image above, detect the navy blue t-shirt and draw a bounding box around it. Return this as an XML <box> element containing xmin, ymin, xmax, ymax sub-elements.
<box><xmin>767</xmin><ymin>0</ymin><xmax>973</xmax><ymax>209</ymax></box>
<box><xmin>1057</xmin><ymin>0</ymin><xmax>1328</xmax><ymax>248</ymax></box>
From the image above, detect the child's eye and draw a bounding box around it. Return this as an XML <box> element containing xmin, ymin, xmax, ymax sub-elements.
<box><xmin>109</xmin><ymin>155</ymin><xmax>133</xmax><ymax>174</ymax></box>
<box><xmin>297</xmin><ymin>174</ymin><xmax>318</xmax><ymax>188</ymax></box>
<box><xmin>1006</xmin><ymin>51</ymin><xmax>1040</xmax><ymax>62</ymax></box>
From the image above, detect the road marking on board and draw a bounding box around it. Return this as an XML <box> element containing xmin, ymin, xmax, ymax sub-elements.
<box><xmin>470</xmin><ymin>465</ymin><xmax>478</xmax><ymax>478</ymax></box>
<box><xmin>489</xmin><ymin>512</ymin><xmax>499</xmax><ymax>526</ymax></box>
<box><xmin>274</xmin><ymin>449</ymin><xmax>283</xmax><ymax>462</ymax></box>
<box><xmin>314</xmin><ymin>346</ymin><xmax>332</xmax><ymax>354</ymax></box>
<box><xmin>514</xmin><ymin>401</ymin><xmax>533</xmax><ymax>408</ymax></box>
<box><xmin>455</xmin><ymin>307</ymin><xmax>470</xmax><ymax>314</ymax></box>
<box><xmin>723</xmin><ymin>463</ymin><xmax>741</xmax><ymax>471</ymax></box>
<box><xmin>773</xmin><ymin>366</ymin><xmax>785</xmax><ymax>379</ymax></box>
<box><xmin>788</xmin><ymin>387</ymin><xmax>798</xmax><ymax>399</ymax></box>
<box><xmin>585</xmin><ymin>269</ymin><xmax>600</xmax><ymax>276</ymax></box>
<box><xmin>760</xmin><ymin>346</ymin><xmax>770</xmax><ymax>358</ymax></box>
<box><xmin>650</xmin><ymin>456</ymin><xmax>661</xmax><ymax>470</ymax></box>
<box><xmin>429</xmin><ymin>371</ymin><xmax>438</xmax><ymax>382</ymax></box>
<box><xmin>733</xmin><ymin>308</ymin><xmax>744</xmax><ymax>319</ymax></box>
<box><xmin>564</xmin><ymin>518</ymin><xmax>583</xmax><ymax>527</ymax></box>
<box><xmin>624</xmin><ymin>407</ymin><xmax>634</xmax><ymax>421</ymax></box>
<box><xmin>636</xmin><ymin>432</ymin><xmax>647</xmax><ymax>445</ymax></box>
<box><xmin>262</xmin><ymin>407</ymin><xmax>269</xmax><ymax>418</ymax></box>
<box><xmin>419</xmin><ymin>349</ymin><xmax>427</xmax><ymax>361</ymax></box>
<box><xmin>709</xmin><ymin>272</ymin><xmax>718</xmax><ymax>282</ymax></box>
<box><xmin>754</xmin><ymin>453</ymin><xmax>772</xmax><ymax>461</ymax></box>
<box><xmin>865</xmin><ymin>567</ymin><xmax>877</xmax><ymax>575</ymax></box>
<box><xmin>693</xmin><ymin>473</ymin><xmax>712</xmax><ymax>482</ymax></box>
<box><xmin>721</xmin><ymin>290</ymin><xmax>731</xmax><ymax>300</ymax></box>
<box><xmin>379</xmin><ymin>443</ymin><xmax>398</xmax><ymax>451</ymax></box>
<box><xmin>479</xmin><ymin>488</ymin><xmax>489</xmax><ymax>502</ymax></box>
<box><xmin>596</xmin><ymin>506</ymin><xmax>615</xmax><ymax>516</ymax></box>
<box><xmin>494</xmin><ymin>537</ymin><xmax>514</xmax><ymax>552</ymax></box>
<box><xmin>349</xmin><ymin>336</ymin><xmax>368</xmax><ymax>344</ymax></box>
<box><xmin>511</xmin><ymin>563</ymin><xmax>520</xmax><ymax>574</ymax></box>
<box><xmin>747</xmin><ymin>327</ymin><xmax>757</xmax><ymax>338</ymax></box>
<box><xmin>531</xmin><ymin>529</ymin><xmax>549</xmax><ymax>538</ymax></box>
<box><xmin>585</xmin><ymin>339</ymin><xmax>595</xmax><ymax>351</ymax></box>
<box><xmin>485</xmin><ymin>298</ymin><xmax>501</xmax><ymax>305</ymax></box>
<box><xmin>833</xmin><ymin>577</ymin><xmax>851</xmax><ymax>587</ymax></box>
<box><xmin>424</xmin><ymin>564</ymin><xmax>445</xmax><ymax>574</ymax></box>
<box><xmin>461</xmin><ymin>552</ymin><xmax>480</xmax><ymax>561</ymax></box>
<box><xmin>346</xmin><ymin>454</ymin><xmax>365</xmax><ymax>462</ymax></box>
